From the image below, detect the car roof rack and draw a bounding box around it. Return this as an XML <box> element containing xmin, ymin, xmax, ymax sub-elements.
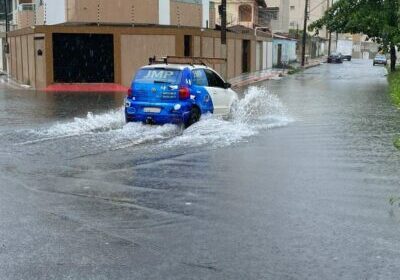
<box><xmin>148</xmin><ymin>56</ymin><xmax>227</xmax><ymax>67</ymax></box>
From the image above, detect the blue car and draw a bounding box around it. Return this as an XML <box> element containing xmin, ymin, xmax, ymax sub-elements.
<box><xmin>125</xmin><ymin>63</ymin><xmax>238</xmax><ymax>127</ymax></box>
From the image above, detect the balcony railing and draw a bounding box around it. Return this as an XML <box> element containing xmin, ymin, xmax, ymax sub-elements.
<box><xmin>17</xmin><ymin>3</ymin><xmax>35</xmax><ymax>12</ymax></box>
<box><xmin>0</xmin><ymin>22</ymin><xmax>18</xmax><ymax>33</ymax></box>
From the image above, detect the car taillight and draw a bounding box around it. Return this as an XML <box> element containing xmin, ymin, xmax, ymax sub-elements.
<box><xmin>127</xmin><ymin>88</ymin><xmax>133</xmax><ymax>98</ymax></box>
<box><xmin>179</xmin><ymin>87</ymin><xmax>190</xmax><ymax>100</ymax></box>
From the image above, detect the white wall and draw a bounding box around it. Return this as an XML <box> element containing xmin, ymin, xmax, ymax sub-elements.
<box><xmin>202</xmin><ymin>0</ymin><xmax>209</xmax><ymax>28</ymax></box>
<box><xmin>159</xmin><ymin>0</ymin><xmax>171</xmax><ymax>25</ymax></box>
<box><xmin>267</xmin><ymin>42</ymin><xmax>273</xmax><ymax>68</ymax></box>
<box><xmin>43</xmin><ymin>0</ymin><xmax>66</xmax><ymax>25</ymax></box>
<box><xmin>256</xmin><ymin>41</ymin><xmax>261</xmax><ymax>71</ymax></box>
<box><xmin>262</xmin><ymin>41</ymin><xmax>267</xmax><ymax>69</ymax></box>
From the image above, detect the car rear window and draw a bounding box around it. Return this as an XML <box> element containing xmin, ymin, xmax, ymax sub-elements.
<box><xmin>134</xmin><ymin>68</ymin><xmax>182</xmax><ymax>84</ymax></box>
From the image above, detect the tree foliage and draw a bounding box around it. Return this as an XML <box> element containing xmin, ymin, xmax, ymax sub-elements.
<box><xmin>309</xmin><ymin>0</ymin><xmax>400</xmax><ymax>71</ymax></box>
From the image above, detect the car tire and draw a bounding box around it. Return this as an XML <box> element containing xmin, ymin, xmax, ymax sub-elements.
<box><xmin>185</xmin><ymin>106</ymin><xmax>201</xmax><ymax>128</ymax></box>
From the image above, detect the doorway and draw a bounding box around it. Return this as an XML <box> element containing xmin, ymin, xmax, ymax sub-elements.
<box><xmin>242</xmin><ymin>40</ymin><xmax>250</xmax><ymax>73</ymax></box>
<box><xmin>184</xmin><ymin>35</ymin><xmax>192</xmax><ymax>57</ymax></box>
<box><xmin>277</xmin><ymin>44</ymin><xmax>282</xmax><ymax>66</ymax></box>
<box><xmin>53</xmin><ymin>33</ymin><xmax>114</xmax><ymax>83</ymax></box>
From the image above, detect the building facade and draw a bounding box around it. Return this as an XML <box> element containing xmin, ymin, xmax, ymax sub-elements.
<box><xmin>8</xmin><ymin>0</ymin><xmax>215</xmax><ymax>29</ymax></box>
<box><xmin>272</xmin><ymin>34</ymin><xmax>297</xmax><ymax>66</ymax></box>
<box><xmin>265</xmin><ymin>0</ymin><xmax>290</xmax><ymax>33</ymax></box>
<box><xmin>9</xmin><ymin>0</ymin><xmax>34</xmax><ymax>30</ymax></box>
<box><xmin>212</xmin><ymin>0</ymin><xmax>266</xmax><ymax>29</ymax></box>
<box><xmin>5</xmin><ymin>0</ymin><xmax>275</xmax><ymax>89</ymax></box>
<box><xmin>288</xmin><ymin>0</ymin><xmax>330</xmax><ymax>38</ymax></box>
<box><xmin>7</xmin><ymin>25</ymin><xmax>272</xmax><ymax>89</ymax></box>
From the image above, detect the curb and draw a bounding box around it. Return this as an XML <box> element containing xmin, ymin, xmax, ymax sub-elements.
<box><xmin>230</xmin><ymin>69</ymin><xmax>287</xmax><ymax>88</ymax></box>
<box><xmin>231</xmin><ymin>73</ymin><xmax>282</xmax><ymax>88</ymax></box>
<box><xmin>302</xmin><ymin>62</ymin><xmax>324</xmax><ymax>69</ymax></box>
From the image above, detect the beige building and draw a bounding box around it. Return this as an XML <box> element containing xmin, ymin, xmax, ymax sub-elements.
<box><xmin>5</xmin><ymin>0</ymin><xmax>275</xmax><ymax>89</ymax></box>
<box><xmin>212</xmin><ymin>0</ymin><xmax>267</xmax><ymax>28</ymax></box>
<box><xmin>265</xmin><ymin>0</ymin><xmax>290</xmax><ymax>33</ymax></box>
<box><xmin>288</xmin><ymin>0</ymin><xmax>329</xmax><ymax>38</ymax></box>
<box><xmin>8</xmin><ymin>0</ymin><xmax>216</xmax><ymax>29</ymax></box>
<box><xmin>7</xmin><ymin>24</ymin><xmax>272</xmax><ymax>89</ymax></box>
<box><xmin>10</xmin><ymin>0</ymin><xmax>35</xmax><ymax>30</ymax></box>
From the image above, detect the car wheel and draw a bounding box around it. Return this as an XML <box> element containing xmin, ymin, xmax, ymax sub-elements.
<box><xmin>185</xmin><ymin>106</ymin><xmax>201</xmax><ymax>128</ymax></box>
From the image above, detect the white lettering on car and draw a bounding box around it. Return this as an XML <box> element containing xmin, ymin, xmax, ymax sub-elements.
<box><xmin>144</xmin><ymin>70</ymin><xmax>175</xmax><ymax>80</ymax></box>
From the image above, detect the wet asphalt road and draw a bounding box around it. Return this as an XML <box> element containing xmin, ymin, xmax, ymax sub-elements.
<box><xmin>1</xmin><ymin>60</ymin><xmax>400</xmax><ymax>279</ymax></box>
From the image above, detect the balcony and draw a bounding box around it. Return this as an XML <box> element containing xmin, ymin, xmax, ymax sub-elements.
<box><xmin>14</xmin><ymin>3</ymin><xmax>35</xmax><ymax>29</ymax></box>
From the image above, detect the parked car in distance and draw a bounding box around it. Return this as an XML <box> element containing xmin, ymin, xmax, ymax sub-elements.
<box><xmin>373</xmin><ymin>54</ymin><xmax>387</xmax><ymax>66</ymax></box>
<box><xmin>125</xmin><ymin>60</ymin><xmax>238</xmax><ymax>128</ymax></box>
<box><xmin>327</xmin><ymin>52</ymin><xmax>343</xmax><ymax>64</ymax></box>
<box><xmin>342</xmin><ymin>54</ymin><xmax>352</xmax><ymax>61</ymax></box>
<box><xmin>337</xmin><ymin>39</ymin><xmax>353</xmax><ymax>61</ymax></box>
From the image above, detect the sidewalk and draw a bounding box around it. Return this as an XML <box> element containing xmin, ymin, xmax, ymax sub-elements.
<box><xmin>229</xmin><ymin>56</ymin><xmax>326</xmax><ymax>88</ymax></box>
<box><xmin>291</xmin><ymin>56</ymin><xmax>327</xmax><ymax>70</ymax></box>
<box><xmin>229</xmin><ymin>69</ymin><xmax>287</xmax><ymax>88</ymax></box>
<box><xmin>305</xmin><ymin>56</ymin><xmax>327</xmax><ymax>68</ymax></box>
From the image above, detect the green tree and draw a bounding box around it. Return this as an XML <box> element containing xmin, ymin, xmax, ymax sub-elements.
<box><xmin>309</xmin><ymin>0</ymin><xmax>400</xmax><ymax>71</ymax></box>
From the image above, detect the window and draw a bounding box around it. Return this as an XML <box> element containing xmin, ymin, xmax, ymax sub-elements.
<box><xmin>184</xmin><ymin>35</ymin><xmax>192</xmax><ymax>57</ymax></box>
<box><xmin>239</xmin><ymin>5</ymin><xmax>252</xmax><ymax>22</ymax></box>
<box><xmin>134</xmin><ymin>68</ymin><xmax>182</xmax><ymax>84</ymax></box>
<box><xmin>192</xmin><ymin>69</ymin><xmax>208</xmax><ymax>86</ymax></box>
<box><xmin>266</xmin><ymin>7</ymin><xmax>279</xmax><ymax>20</ymax></box>
<box><xmin>290</xmin><ymin>6</ymin><xmax>295</xmax><ymax>11</ymax></box>
<box><xmin>204</xmin><ymin>69</ymin><xmax>225</xmax><ymax>88</ymax></box>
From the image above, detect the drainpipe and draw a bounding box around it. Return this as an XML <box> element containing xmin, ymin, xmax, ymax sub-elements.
<box><xmin>220</xmin><ymin>0</ymin><xmax>227</xmax><ymax>80</ymax></box>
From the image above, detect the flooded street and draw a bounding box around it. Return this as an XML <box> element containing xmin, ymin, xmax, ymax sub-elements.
<box><xmin>1</xmin><ymin>60</ymin><xmax>400</xmax><ymax>279</ymax></box>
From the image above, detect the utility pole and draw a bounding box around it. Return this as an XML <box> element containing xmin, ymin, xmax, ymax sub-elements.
<box><xmin>327</xmin><ymin>0</ymin><xmax>332</xmax><ymax>55</ymax></box>
<box><xmin>219</xmin><ymin>0</ymin><xmax>227</xmax><ymax>80</ymax></box>
<box><xmin>3</xmin><ymin>0</ymin><xmax>9</xmax><ymax>72</ymax></box>
<box><xmin>301</xmin><ymin>0</ymin><xmax>309</xmax><ymax>66</ymax></box>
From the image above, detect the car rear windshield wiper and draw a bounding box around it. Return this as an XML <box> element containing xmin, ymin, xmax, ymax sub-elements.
<box><xmin>153</xmin><ymin>80</ymin><xmax>171</xmax><ymax>84</ymax></box>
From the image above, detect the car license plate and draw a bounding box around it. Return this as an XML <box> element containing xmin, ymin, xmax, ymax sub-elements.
<box><xmin>143</xmin><ymin>107</ymin><xmax>161</xmax><ymax>113</ymax></box>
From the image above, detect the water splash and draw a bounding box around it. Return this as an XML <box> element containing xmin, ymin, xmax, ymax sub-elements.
<box><xmin>45</xmin><ymin>109</ymin><xmax>126</xmax><ymax>136</ymax></box>
<box><xmin>24</xmin><ymin>86</ymin><xmax>292</xmax><ymax>151</ymax></box>
<box><xmin>232</xmin><ymin>86</ymin><xmax>289</xmax><ymax>124</ymax></box>
<box><xmin>163</xmin><ymin>86</ymin><xmax>292</xmax><ymax>148</ymax></box>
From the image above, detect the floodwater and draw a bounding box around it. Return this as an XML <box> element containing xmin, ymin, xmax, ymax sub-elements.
<box><xmin>1</xmin><ymin>60</ymin><xmax>400</xmax><ymax>279</ymax></box>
